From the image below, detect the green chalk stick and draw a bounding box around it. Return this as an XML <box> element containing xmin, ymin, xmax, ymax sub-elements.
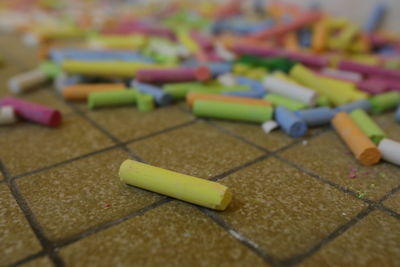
<box><xmin>237</xmin><ymin>56</ymin><xmax>295</xmax><ymax>73</ymax></box>
<box><xmin>189</xmin><ymin>85</ymin><xmax>250</xmax><ymax>95</ymax></box>
<box><xmin>88</xmin><ymin>90</ymin><xmax>137</xmax><ymax>109</ymax></box>
<box><xmin>137</xmin><ymin>93</ymin><xmax>154</xmax><ymax>112</ymax></box>
<box><xmin>264</xmin><ymin>93</ymin><xmax>308</xmax><ymax>111</ymax></box>
<box><xmin>369</xmin><ymin>92</ymin><xmax>400</xmax><ymax>114</ymax></box>
<box><xmin>39</xmin><ymin>61</ymin><xmax>61</xmax><ymax>78</ymax></box>
<box><xmin>317</xmin><ymin>96</ymin><xmax>331</xmax><ymax>107</ymax></box>
<box><xmin>193</xmin><ymin>100</ymin><xmax>273</xmax><ymax>123</ymax></box>
<box><xmin>350</xmin><ymin>109</ymin><xmax>386</xmax><ymax>144</ymax></box>
<box><xmin>163</xmin><ymin>82</ymin><xmax>203</xmax><ymax>100</ymax></box>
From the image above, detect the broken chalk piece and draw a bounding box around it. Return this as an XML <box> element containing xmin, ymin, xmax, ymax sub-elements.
<box><xmin>262</xmin><ymin>120</ymin><xmax>279</xmax><ymax>134</ymax></box>
<box><xmin>332</xmin><ymin>112</ymin><xmax>381</xmax><ymax>166</ymax></box>
<box><xmin>132</xmin><ymin>81</ymin><xmax>172</xmax><ymax>106</ymax></box>
<box><xmin>275</xmin><ymin>106</ymin><xmax>308</xmax><ymax>138</ymax></box>
<box><xmin>136</xmin><ymin>92</ymin><xmax>155</xmax><ymax>112</ymax></box>
<box><xmin>0</xmin><ymin>97</ymin><xmax>62</xmax><ymax>127</ymax></box>
<box><xmin>8</xmin><ymin>68</ymin><xmax>49</xmax><ymax>94</ymax></box>
<box><xmin>335</xmin><ymin>99</ymin><xmax>372</xmax><ymax>113</ymax></box>
<box><xmin>0</xmin><ymin>106</ymin><xmax>17</xmax><ymax>125</ymax></box>
<box><xmin>119</xmin><ymin>160</ymin><xmax>232</xmax><ymax>210</ymax></box>
<box><xmin>295</xmin><ymin>107</ymin><xmax>335</xmax><ymax>127</ymax></box>
<box><xmin>350</xmin><ymin>109</ymin><xmax>385</xmax><ymax>145</ymax></box>
<box><xmin>378</xmin><ymin>138</ymin><xmax>400</xmax><ymax>166</ymax></box>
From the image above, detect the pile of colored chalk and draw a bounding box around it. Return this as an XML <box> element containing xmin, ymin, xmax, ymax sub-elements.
<box><xmin>1</xmin><ymin>0</ymin><xmax>400</xmax><ymax>172</ymax></box>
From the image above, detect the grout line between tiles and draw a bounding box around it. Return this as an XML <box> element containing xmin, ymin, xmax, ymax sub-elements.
<box><xmin>282</xmin><ymin>206</ymin><xmax>375</xmax><ymax>266</ymax></box>
<box><xmin>6</xmin><ymin>250</ymin><xmax>47</xmax><ymax>267</ymax></box>
<box><xmin>0</xmin><ymin>161</ymin><xmax>66</xmax><ymax>267</ymax></box>
<box><xmin>199</xmin><ymin>208</ymin><xmax>281</xmax><ymax>267</ymax></box>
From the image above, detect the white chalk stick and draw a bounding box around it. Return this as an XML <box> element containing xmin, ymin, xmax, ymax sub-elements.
<box><xmin>0</xmin><ymin>106</ymin><xmax>17</xmax><ymax>125</ymax></box>
<box><xmin>378</xmin><ymin>138</ymin><xmax>400</xmax><ymax>166</ymax></box>
<box><xmin>262</xmin><ymin>120</ymin><xmax>279</xmax><ymax>134</ymax></box>
<box><xmin>263</xmin><ymin>76</ymin><xmax>318</xmax><ymax>105</ymax></box>
<box><xmin>8</xmin><ymin>68</ymin><xmax>48</xmax><ymax>94</ymax></box>
<box><xmin>218</xmin><ymin>73</ymin><xmax>237</xmax><ymax>87</ymax></box>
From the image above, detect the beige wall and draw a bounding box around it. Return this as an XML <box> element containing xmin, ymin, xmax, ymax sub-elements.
<box><xmin>283</xmin><ymin>0</ymin><xmax>400</xmax><ymax>33</ymax></box>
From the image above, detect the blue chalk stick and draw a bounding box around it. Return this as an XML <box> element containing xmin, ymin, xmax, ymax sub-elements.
<box><xmin>396</xmin><ymin>105</ymin><xmax>400</xmax><ymax>122</ymax></box>
<box><xmin>295</xmin><ymin>107</ymin><xmax>335</xmax><ymax>127</ymax></box>
<box><xmin>54</xmin><ymin>73</ymin><xmax>89</xmax><ymax>92</ymax></box>
<box><xmin>298</xmin><ymin>29</ymin><xmax>312</xmax><ymax>48</ymax></box>
<box><xmin>131</xmin><ymin>81</ymin><xmax>172</xmax><ymax>106</ymax></box>
<box><xmin>335</xmin><ymin>100</ymin><xmax>372</xmax><ymax>113</ymax></box>
<box><xmin>275</xmin><ymin>106</ymin><xmax>308</xmax><ymax>138</ymax></box>
<box><xmin>363</xmin><ymin>3</ymin><xmax>386</xmax><ymax>33</ymax></box>
<box><xmin>236</xmin><ymin>76</ymin><xmax>265</xmax><ymax>93</ymax></box>
<box><xmin>223</xmin><ymin>90</ymin><xmax>265</xmax><ymax>98</ymax></box>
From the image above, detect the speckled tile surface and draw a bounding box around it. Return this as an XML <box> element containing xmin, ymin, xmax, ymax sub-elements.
<box><xmin>218</xmin><ymin>157</ymin><xmax>367</xmax><ymax>260</ymax></box>
<box><xmin>279</xmin><ymin>131</ymin><xmax>400</xmax><ymax>201</ymax></box>
<box><xmin>16</xmin><ymin>148</ymin><xmax>162</xmax><ymax>240</ymax></box>
<box><xmin>86</xmin><ymin>105</ymin><xmax>194</xmax><ymax>141</ymax></box>
<box><xmin>1</xmin><ymin>33</ymin><xmax>400</xmax><ymax>267</ymax></box>
<box><xmin>0</xmin><ymin>114</ymin><xmax>114</xmax><ymax>176</ymax></box>
<box><xmin>301</xmin><ymin>211</ymin><xmax>400</xmax><ymax>267</ymax></box>
<box><xmin>0</xmin><ymin>184</ymin><xmax>42</xmax><ymax>266</ymax></box>
<box><xmin>60</xmin><ymin>201</ymin><xmax>268</xmax><ymax>267</ymax></box>
<box><xmin>129</xmin><ymin>121</ymin><xmax>265</xmax><ymax>178</ymax></box>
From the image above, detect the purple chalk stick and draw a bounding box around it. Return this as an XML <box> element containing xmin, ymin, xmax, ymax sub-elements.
<box><xmin>136</xmin><ymin>66</ymin><xmax>211</xmax><ymax>84</ymax></box>
<box><xmin>0</xmin><ymin>97</ymin><xmax>62</xmax><ymax>127</ymax></box>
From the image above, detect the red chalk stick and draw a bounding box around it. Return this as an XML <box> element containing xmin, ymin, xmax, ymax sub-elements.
<box><xmin>339</xmin><ymin>60</ymin><xmax>400</xmax><ymax>80</ymax></box>
<box><xmin>0</xmin><ymin>97</ymin><xmax>62</xmax><ymax>127</ymax></box>
<box><xmin>136</xmin><ymin>66</ymin><xmax>211</xmax><ymax>83</ymax></box>
<box><xmin>249</xmin><ymin>12</ymin><xmax>323</xmax><ymax>40</ymax></box>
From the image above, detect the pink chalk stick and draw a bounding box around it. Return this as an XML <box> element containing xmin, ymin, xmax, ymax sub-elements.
<box><xmin>357</xmin><ymin>78</ymin><xmax>388</xmax><ymax>95</ymax></box>
<box><xmin>136</xmin><ymin>66</ymin><xmax>211</xmax><ymax>83</ymax></box>
<box><xmin>339</xmin><ymin>60</ymin><xmax>400</xmax><ymax>80</ymax></box>
<box><xmin>190</xmin><ymin>31</ymin><xmax>214</xmax><ymax>51</ymax></box>
<box><xmin>249</xmin><ymin>12</ymin><xmax>323</xmax><ymax>40</ymax></box>
<box><xmin>367</xmin><ymin>76</ymin><xmax>400</xmax><ymax>91</ymax></box>
<box><xmin>0</xmin><ymin>97</ymin><xmax>62</xmax><ymax>127</ymax></box>
<box><xmin>231</xmin><ymin>44</ymin><xmax>328</xmax><ymax>67</ymax></box>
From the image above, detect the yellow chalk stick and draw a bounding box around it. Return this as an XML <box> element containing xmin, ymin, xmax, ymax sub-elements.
<box><xmin>61</xmin><ymin>60</ymin><xmax>170</xmax><ymax>78</ymax></box>
<box><xmin>329</xmin><ymin>24</ymin><xmax>359</xmax><ymax>50</ymax></box>
<box><xmin>119</xmin><ymin>160</ymin><xmax>232</xmax><ymax>210</ymax></box>
<box><xmin>88</xmin><ymin>34</ymin><xmax>148</xmax><ymax>49</ymax></box>
<box><xmin>176</xmin><ymin>30</ymin><xmax>200</xmax><ymax>54</ymax></box>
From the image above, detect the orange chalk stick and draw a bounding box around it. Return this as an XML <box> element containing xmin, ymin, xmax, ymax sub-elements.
<box><xmin>186</xmin><ymin>92</ymin><xmax>272</xmax><ymax>108</ymax></box>
<box><xmin>312</xmin><ymin>21</ymin><xmax>328</xmax><ymax>53</ymax></box>
<box><xmin>249</xmin><ymin>12</ymin><xmax>323</xmax><ymax>40</ymax></box>
<box><xmin>332</xmin><ymin>112</ymin><xmax>381</xmax><ymax>166</ymax></box>
<box><xmin>62</xmin><ymin>83</ymin><xmax>126</xmax><ymax>100</ymax></box>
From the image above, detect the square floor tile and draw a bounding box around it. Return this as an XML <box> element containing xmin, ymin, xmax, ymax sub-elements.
<box><xmin>0</xmin><ymin>114</ymin><xmax>113</xmax><ymax>176</ymax></box>
<box><xmin>17</xmin><ymin>148</ymin><xmax>162</xmax><ymax>240</ymax></box>
<box><xmin>0</xmin><ymin>184</ymin><xmax>42</xmax><ymax>266</ymax></box>
<box><xmin>218</xmin><ymin>157</ymin><xmax>367</xmax><ymax>260</ymax></box>
<box><xmin>383</xmin><ymin>191</ymin><xmax>400</xmax><ymax>214</ymax></box>
<box><xmin>86</xmin><ymin>105</ymin><xmax>194</xmax><ymax>141</ymax></box>
<box><xmin>301</xmin><ymin>211</ymin><xmax>400</xmax><ymax>266</ymax></box>
<box><xmin>215</xmin><ymin>121</ymin><xmax>295</xmax><ymax>151</ymax></box>
<box><xmin>129</xmin><ymin>121</ymin><xmax>265</xmax><ymax>179</ymax></box>
<box><xmin>60</xmin><ymin>201</ymin><xmax>268</xmax><ymax>267</ymax></box>
<box><xmin>279</xmin><ymin>131</ymin><xmax>400</xmax><ymax>201</ymax></box>
<box><xmin>21</xmin><ymin>257</ymin><xmax>53</xmax><ymax>267</ymax></box>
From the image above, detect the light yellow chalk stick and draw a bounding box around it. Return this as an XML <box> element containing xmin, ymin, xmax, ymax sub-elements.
<box><xmin>119</xmin><ymin>160</ymin><xmax>232</xmax><ymax>210</ymax></box>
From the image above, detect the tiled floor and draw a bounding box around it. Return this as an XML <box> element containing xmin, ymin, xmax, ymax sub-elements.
<box><xmin>1</xmin><ymin>33</ymin><xmax>399</xmax><ymax>267</ymax></box>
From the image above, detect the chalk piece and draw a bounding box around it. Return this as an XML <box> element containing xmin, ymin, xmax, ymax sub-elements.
<box><xmin>0</xmin><ymin>106</ymin><xmax>17</xmax><ymax>125</ymax></box>
<box><xmin>263</xmin><ymin>76</ymin><xmax>317</xmax><ymax>105</ymax></box>
<box><xmin>0</xmin><ymin>97</ymin><xmax>62</xmax><ymax>127</ymax></box>
<box><xmin>236</xmin><ymin>76</ymin><xmax>265</xmax><ymax>92</ymax></box>
<box><xmin>378</xmin><ymin>138</ymin><xmax>400</xmax><ymax>166</ymax></box>
<box><xmin>295</xmin><ymin>107</ymin><xmax>335</xmax><ymax>127</ymax></box>
<box><xmin>350</xmin><ymin>109</ymin><xmax>385</xmax><ymax>145</ymax></box>
<box><xmin>262</xmin><ymin>120</ymin><xmax>279</xmax><ymax>133</ymax></box>
<box><xmin>332</xmin><ymin>112</ymin><xmax>380</xmax><ymax>166</ymax></box>
<box><xmin>369</xmin><ymin>92</ymin><xmax>400</xmax><ymax>114</ymax></box>
<box><xmin>265</xmin><ymin>93</ymin><xmax>308</xmax><ymax>111</ymax></box>
<box><xmin>136</xmin><ymin>66</ymin><xmax>211</xmax><ymax>83</ymax></box>
<box><xmin>396</xmin><ymin>105</ymin><xmax>400</xmax><ymax>122</ymax></box>
<box><xmin>364</xmin><ymin>3</ymin><xmax>386</xmax><ymax>33</ymax></box>
<box><xmin>88</xmin><ymin>90</ymin><xmax>137</xmax><ymax>109</ymax></box>
<box><xmin>193</xmin><ymin>100</ymin><xmax>273</xmax><ymax>123</ymax></box>
<box><xmin>63</xmin><ymin>83</ymin><xmax>126</xmax><ymax>100</ymax></box>
<box><xmin>8</xmin><ymin>68</ymin><xmax>48</xmax><ymax>94</ymax></box>
<box><xmin>54</xmin><ymin>73</ymin><xmax>85</xmax><ymax>92</ymax></box>
<box><xmin>136</xmin><ymin>93</ymin><xmax>154</xmax><ymax>112</ymax></box>
<box><xmin>163</xmin><ymin>82</ymin><xmax>202</xmax><ymax>100</ymax></box>
<box><xmin>223</xmin><ymin>90</ymin><xmax>265</xmax><ymax>98</ymax></box>
<box><xmin>187</xmin><ymin>92</ymin><xmax>271</xmax><ymax>107</ymax></box>
<box><xmin>335</xmin><ymin>100</ymin><xmax>372</xmax><ymax>113</ymax></box>
<box><xmin>132</xmin><ymin>81</ymin><xmax>172</xmax><ymax>106</ymax></box>
<box><xmin>119</xmin><ymin>160</ymin><xmax>232</xmax><ymax>210</ymax></box>
<box><xmin>218</xmin><ymin>73</ymin><xmax>237</xmax><ymax>86</ymax></box>
<box><xmin>275</xmin><ymin>106</ymin><xmax>308</xmax><ymax>138</ymax></box>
